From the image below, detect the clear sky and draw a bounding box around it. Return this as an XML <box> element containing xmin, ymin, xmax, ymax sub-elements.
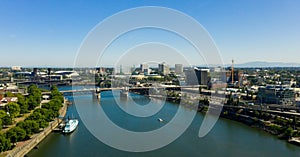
<box><xmin>1</xmin><ymin>0</ymin><xmax>300</xmax><ymax>67</ymax></box>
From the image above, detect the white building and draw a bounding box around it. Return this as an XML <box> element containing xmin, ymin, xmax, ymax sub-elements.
<box><xmin>11</xmin><ymin>66</ymin><xmax>21</xmax><ymax>71</ymax></box>
<box><xmin>175</xmin><ymin>64</ymin><xmax>183</xmax><ymax>75</ymax></box>
<box><xmin>54</xmin><ymin>71</ymin><xmax>80</xmax><ymax>78</ymax></box>
<box><xmin>140</xmin><ymin>64</ymin><xmax>150</xmax><ymax>75</ymax></box>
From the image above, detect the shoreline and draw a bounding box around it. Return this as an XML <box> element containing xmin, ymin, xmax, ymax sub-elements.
<box><xmin>139</xmin><ymin>92</ymin><xmax>300</xmax><ymax>147</ymax></box>
<box><xmin>3</xmin><ymin>98</ymin><xmax>68</xmax><ymax>157</ymax></box>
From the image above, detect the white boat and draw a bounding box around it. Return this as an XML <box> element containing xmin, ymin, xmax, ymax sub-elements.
<box><xmin>158</xmin><ymin>118</ymin><xmax>163</xmax><ymax>122</ymax></box>
<box><xmin>63</xmin><ymin>119</ymin><xmax>79</xmax><ymax>133</ymax></box>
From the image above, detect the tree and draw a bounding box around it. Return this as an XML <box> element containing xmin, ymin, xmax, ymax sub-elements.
<box><xmin>51</xmin><ymin>85</ymin><xmax>64</xmax><ymax>103</ymax></box>
<box><xmin>254</xmin><ymin>111</ymin><xmax>260</xmax><ymax>117</ymax></box>
<box><xmin>6</xmin><ymin>126</ymin><xmax>26</xmax><ymax>143</ymax></box>
<box><xmin>5</xmin><ymin>92</ymin><xmax>15</xmax><ymax>97</ymax></box>
<box><xmin>0</xmin><ymin>110</ymin><xmax>6</xmax><ymax>119</ymax></box>
<box><xmin>5</xmin><ymin>102</ymin><xmax>20</xmax><ymax>118</ymax></box>
<box><xmin>27</xmin><ymin>85</ymin><xmax>41</xmax><ymax>96</ymax></box>
<box><xmin>36</xmin><ymin>119</ymin><xmax>48</xmax><ymax>129</ymax></box>
<box><xmin>16</xmin><ymin>93</ymin><xmax>29</xmax><ymax>114</ymax></box>
<box><xmin>27</xmin><ymin>85</ymin><xmax>42</xmax><ymax>110</ymax></box>
<box><xmin>17</xmin><ymin>120</ymin><xmax>40</xmax><ymax>136</ymax></box>
<box><xmin>0</xmin><ymin>133</ymin><xmax>11</xmax><ymax>152</ymax></box>
<box><xmin>284</xmin><ymin>127</ymin><xmax>294</xmax><ymax>139</ymax></box>
<box><xmin>2</xmin><ymin>115</ymin><xmax>13</xmax><ymax>126</ymax></box>
<box><xmin>27</xmin><ymin>110</ymin><xmax>46</xmax><ymax>121</ymax></box>
<box><xmin>0</xmin><ymin>108</ymin><xmax>8</xmax><ymax>128</ymax></box>
<box><xmin>27</xmin><ymin>95</ymin><xmax>39</xmax><ymax>110</ymax></box>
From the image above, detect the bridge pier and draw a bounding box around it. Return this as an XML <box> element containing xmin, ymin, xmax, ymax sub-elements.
<box><xmin>120</xmin><ymin>90</ymin><xmax>128</xmax><ymax>98</ymax></box>
<box><xmin>93</xmin><ymin>91</ymin><xmax>101</xmax><ymax>100</ymax></box>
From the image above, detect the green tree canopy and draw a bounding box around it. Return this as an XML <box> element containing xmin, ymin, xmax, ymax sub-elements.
<box><xmin>16</xmin><ymin>93</ymin><xmax>28</xmax><ymax>114</ymax></box>
<box><xmin>5</xmin><ymin>92</ymin><xmax>15</xmax><ymax>97</ymax></box>
<box><xmin>27</xmin><ymin>85</ymin><xmax>42</xmax><ymax>110</ymax></box>
<box><xmin>16</xmin><ymin>120</ymin><xmax>40</xmax><ymax>136</ymax></box>
<box><xmin>6</xmin><ymin>126</ymin><xmax>26</xmax><ymax>143</ymax></box>
<box><xmin>2</xmin><ymin>115</ymin><xmax>12</xmax><ymax>126</ymax></box>
<box><xmin>50</xmin><ymin>85</ymin><xmax>64</xmax><ymax>103</ymax></box>
<box><xmin>6</xmin><ymin>102</ymin><xmax>20</xmax><ymax>118</ymax></box>
<box><xmin>0</xmin><ymin>133</ymin><xmax>11</xmax><ymax>152</ymax></box>
<box><xmin>0</xmin><ymin>110</ymin><xmax>6</xmax><ymax>119</ymax></box>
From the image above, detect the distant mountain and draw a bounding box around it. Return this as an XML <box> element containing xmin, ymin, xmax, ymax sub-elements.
<box><xmin>232</xmin><ymin>61</ymin><xmax>300</xmax><ymax>68</ymax></box>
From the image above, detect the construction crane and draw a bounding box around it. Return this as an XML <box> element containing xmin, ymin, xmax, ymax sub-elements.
<box><xmin>231</xmin><ymin>59</ymin><xmax>234</xmax><ymax>85</ymax></box>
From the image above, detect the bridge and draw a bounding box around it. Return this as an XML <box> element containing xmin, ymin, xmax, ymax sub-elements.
<box><xmin>39</xmin><ymin>85</ymin><xmax>204</xmax><ymax>96</ymax></box>
<box><xmin>40</xmin><ymin>86</ymin><xmax>300</xmax><ymax>118</ymax></box>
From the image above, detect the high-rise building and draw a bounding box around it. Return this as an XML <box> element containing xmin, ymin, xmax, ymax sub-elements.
<box><xmin>32</xmin><ymin>68</ymin><xmax>38</xmax><ymax>77</ymax></box>
<box><xmin>158</xmin><ymin>62</ymin><xmax>170</xmax><ymax>75</ymax></box>
<box><xmin>47</xmin><ymin>68</ymin><xmax>51</xmax><ymax>75</ymax></box>
<box><xmin>175</xmin><ymin>64</ymin><xmax>183</xmax><ymax>75</ymax></box>
<box><xmin>185</xmin><ymin>69</ymin><xmax>198</xmax><ymax>85</ymax></box>
<box><xmin>140</xmin><ymin>64</ymin><xmax>149</xmax><ymax>75</ymax></box>
<box><xmin>185</xmin><ymin>67</ymin><xmax>209</xmax><ymax>85</ymax></box>
<box><xmin>195</xmin><ymin>68</ymin><xmax>209</xmax><ymax>85</ymax></box>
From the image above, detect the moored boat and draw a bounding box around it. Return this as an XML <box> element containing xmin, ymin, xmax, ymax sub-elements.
<box><xmin>63</xmin><ymin>119</ymin><xmax>79</xmax><ymax>133</ymax></box>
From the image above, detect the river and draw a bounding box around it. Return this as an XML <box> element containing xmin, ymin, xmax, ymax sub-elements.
<box><xmin>27</xmin><ymin>86</ymin><xmax>300</xmax><ymax>157</ymax></box>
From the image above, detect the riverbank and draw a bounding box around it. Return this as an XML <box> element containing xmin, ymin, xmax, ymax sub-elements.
<box><xmin>136</xmin><ymin>91</ymin><xmax>300</xmax><ymax>147</ymax></box>
<box><xmin>218</xmin><ymin>109</ymin><xmax>300</xmax><ymax>146</ymax></box>
<box><xmin>3</xmin><ymin>99</ymin><xmax>68</xmax><ymax>157</ymax></box>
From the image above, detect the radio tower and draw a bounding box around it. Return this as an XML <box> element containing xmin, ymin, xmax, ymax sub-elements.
<box><xmin>231</xmin><ymin>59</ymin><xmax>234</xmax><ymax>85</ymax></box>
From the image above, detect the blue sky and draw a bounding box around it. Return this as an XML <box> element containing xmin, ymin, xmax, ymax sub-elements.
<box><xmin>1</xmin><ymin>0</ymin><xmax>300</xmax><ymax>67</ymax></box>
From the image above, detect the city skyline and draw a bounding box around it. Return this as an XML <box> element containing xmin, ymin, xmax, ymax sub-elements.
<box><xmin>1</xmin><ymin>0</ymin><xmax>300</xmax><ymax>67</ymax></box>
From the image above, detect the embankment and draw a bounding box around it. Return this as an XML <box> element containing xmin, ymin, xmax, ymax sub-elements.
<box><xmin>5</xmin><ymin>100</ymin><xmax>68</xmax><ymax>157</ymax></box>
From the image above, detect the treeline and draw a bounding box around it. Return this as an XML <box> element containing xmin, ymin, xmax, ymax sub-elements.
<box><xmin>0</xmin><ymin>85</ymin><xmax>64</xmax><ymax>152</ymax></box>
<box><xmin>222</xmin><ymin>109</ymin><xmax>300</xmax><ymax>140</ymax></box>
<box><xmin>0</xmin><ymin>85</ymin><xmax>42</xmax><ymax>129</ymax></box>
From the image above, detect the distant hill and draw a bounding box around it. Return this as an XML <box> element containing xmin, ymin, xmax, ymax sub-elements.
<box><xmin>232</xmin><ymin>61</ymin><xmax>300</xmax><ymax>68</ymax></box>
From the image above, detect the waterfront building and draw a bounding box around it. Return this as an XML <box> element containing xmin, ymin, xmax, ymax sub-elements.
<box><xmin>257</xmin><ymin>85</ymin><xmax>295</xmax><ymax>105</ymax></box>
